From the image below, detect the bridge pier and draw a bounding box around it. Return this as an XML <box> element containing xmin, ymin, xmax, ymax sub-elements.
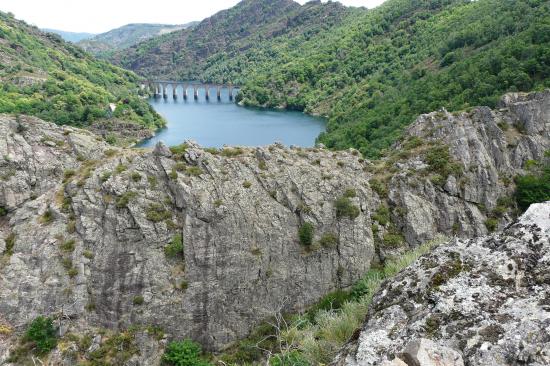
<box><xmin>193</xmin><ymin>85</ymin><xmax>199</xmax><ymax>100</ymax></box>
<box><xmin>183</xmin><ymin>85</ymin><xmax>188</xmax><ymax>100</ymax></box>
<box><xmin>156</xmin><ymin>83</ymin><xmax>162</xmax><ymax>98</ymax></box>
<box><xmin>228</xmin><ymin>84</ymin><xmax>234</xmax><ymax>101</ymax></box>
<box><xmin>205</xmin><ymin>85</ymin><xmax>210</xmax><ymax>100</ymax></box>
<box><xmin>173</xmin><ymin>84</ymin><xmax>178</xmax><ymax>99</ymax></box>
<box><xmin>162</xmin><ymin>84</ymin><xmax>168</xmax><ymax>99</ymax></box>
<box><xmin>217</xmin><ymin>85</ymin><xmax>221</xmax><ymax>100</ymax></box>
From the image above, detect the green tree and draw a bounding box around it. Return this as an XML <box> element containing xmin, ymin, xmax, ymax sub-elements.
<box><xmin>163</xmin><ymin>340</ymin><xmax>212</xmax><ymax>366</ymax></box>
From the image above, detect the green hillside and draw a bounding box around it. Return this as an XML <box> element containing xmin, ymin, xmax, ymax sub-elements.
<box><xmin>115</xmin><ymin>0</ymin><xmax>356</xmax><ymax>81</ymax></box>
<box><xmin>235</xmin><ymin>0</ymin><xmax>550</xmax><ymax>157</ymax></box>
<box><xmin>118</xmin><ymin>0</ymin><xmax>549</xmax><ymax>157</ymax></box>
<box><xmin>0</xmin><ymin>11</ymin><xmax>163</xmax><ymax>129</ymax></box>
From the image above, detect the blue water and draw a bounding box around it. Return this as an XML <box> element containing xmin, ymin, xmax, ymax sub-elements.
<box><xmin>137</xmin><ymin>86</ymin><xmax>326</xmax><ymax>148</ymax></box>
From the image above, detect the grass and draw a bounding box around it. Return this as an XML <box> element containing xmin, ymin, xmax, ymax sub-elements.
<box><xmin>231</xmin><ymin>235</ymin><xmax>448</xmax><ymax>365</ymax></box>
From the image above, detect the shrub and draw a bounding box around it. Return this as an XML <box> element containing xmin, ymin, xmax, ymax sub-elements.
<box><xmin>425</xmin><ymin>146</ymin><xmax>462</xmax><ymax>179</ymax></box>
<box><xmin>369</xmin><ymin>178</ymin><xmax>388</xmax><ymax>198</ymax></box>
<box><xmin>382</xmin><ymin>232</ymin><xmax>405</xmax><ymax>248</ymax></box>
<box><xmin>319</xmin><ymin>233</ymin><xmax>338</xmax><ymax>248</ymax></box>
<box><xmin>170</xmin><ymin>143</ymin><xmax>189</xmax><ymax>156</ymax></box>
<box><xmin>485</xmin><ymin>218</ymin><xmax>498</xmax><ymax>232</ymax></box>
<box><xmin>298</xmin><ymin>223</ymin><xmax>314</xmax><ymax>246</ymax></box>
<box><xmin>63</xmin><ymin>169</ymin><xmax>76</xmax><ymax>182</ymax></box>
<box><xmin>116</xmin><ymin>191</ymin><xmax>137</xmax><ymax>208</ymax></box>
<box><xmin>4</xmin><ymin>233</ymin><xmax>15</xmax><ymax>255</ymax></box>
<box><xmin>343</xmin><ymin>188</ymin><xmax>357</xmax><ymax>198</ymax></box>
<box><xmin>60</xmin><ymin>239</ymin><xmax>76</xmax><ymax>252</ymax></box>
<box><xmin>24</xmin><ymin>316</ymin><xmax>57</xmax><ymax>354</ymax></box>
<box><xmin>515</xmin><ymin>167</ymin><xmax>550</xmax><ymax>211</ymax></box>
<box><xmin>163</xmin><ymin>340</ymin><xmax>212</xmax><ymax>366</ymax></box>
<box><xmin>40</xmin><ymin>208</ymin><xmax>54</xmax><ymax>225</ymax></box>
<box><xmin>186</xmin><ymin>167</ymin><xmax>203</xmax><ymax>176</ymax></box>
<box><xmin>146</xmin><ymin>203</ymin><xmax>172</xmax><ymax>222</ymax></box>
<box><xmin>115</xmin><ymin>164</ymin><xmax>127</xmax><ymax>174</ymax></box>
<box><xmin>133</xmin><ymin>296</ymin><xmax>144</xmax><ymax>305</ymax></box>
<box><xmin>242</xmin><ymin>181</ymin><xmax>252</xmax><ymax>189</ymax></box>
<box><xmin>131</xmin><ymin>172</ymin><xmax>142</xmax><ymax>182</ymax></box>
<box><xmin>335</xmin><ymin>197</ymin><xmax>360</xmax><ymax>220</ymax></box>
<box><xmin>165</xmin><ymin>234</ymin><xmax>184</xmax><ymax>258</ymax></box>
<box><xmin>0</xmin><ymin>206</ymin><xmax>7</xmax><ymax>216</ymax></box>
<box><xmin>372</xmin><ymin>206</ymin><xmax>390</xmax><ymax>226</ymax></box>
<box><xmin>148</xmin><ymin>175</ymin><xmax>158</xmax><ymax>188</ymax></box>
<box><xmin>100</xmin><ymin>171</ymin><xmax>112</xmax><ymax>183</ymax></box>
<box><xmin>221</xmin><ymin>147</ymin><xmax>243</xmax><ymax>157</ymax></box>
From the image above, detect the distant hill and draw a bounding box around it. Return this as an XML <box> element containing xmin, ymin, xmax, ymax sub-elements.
<box><xmin>0</xmin><ymin>11</ymin><xmax>163</xmax><ymax>131</ymax></box>
<box><xmin>42</xmin><ymin>28</ymin><xmax>95</xmax><ymax>42</ymax></box>
<box><xmin>78</xmin><ymin>22</ymin><xmax>197</xmax><ymax>58</ymax></box>
<box><xmin>114</xmin><ymin>0</ymin><xmax>355</xmax><ymax>81</ymax></box>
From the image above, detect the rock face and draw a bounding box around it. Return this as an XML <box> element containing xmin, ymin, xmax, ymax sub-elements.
<box><xmin>333</xmin><ymin>201</ymin><xmax>550</xmax><ymax>366</ymax></box>
<box><xmin>0</xmin><ymin>114</ymin><xmax>375</xmax><ymax>358</ymax></box>
<box><xmin>386</xmin><ymin>90</ymin><xmax>549</xmax><ymax>247</ymax></box>
<box><xmin>0</xmin><ymin>90</ymin><xmax>548</xmax><ymax>364</ymax></box>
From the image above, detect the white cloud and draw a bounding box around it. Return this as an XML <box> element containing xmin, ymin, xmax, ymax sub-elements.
<box><xmin>0</xmin><ymin>0</ymin><xmax>387</xmax><ymax>33</ymax></box>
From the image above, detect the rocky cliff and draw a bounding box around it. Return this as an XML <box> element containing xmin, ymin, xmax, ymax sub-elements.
<box><xmin>333</xmin><ymin>201</ymin><xmax>550</xmax><ymax>366</ymax></box>
<box><xmin>0</xmin><ymin>90</ymin><xmax>548</xmax><ymax>364</ymax></box>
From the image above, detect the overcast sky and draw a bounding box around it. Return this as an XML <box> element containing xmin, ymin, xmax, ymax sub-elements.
<box><xmin>0</xmin><ymin>0</ymin><xmax>387</xmax><ymax>34</ymax></box>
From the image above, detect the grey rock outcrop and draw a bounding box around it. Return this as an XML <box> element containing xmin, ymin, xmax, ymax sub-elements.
<box><xmin>0</xmin><ymin>90</ymin><xmax>548</xmax><ymax>364</ymax></box>
<box><xmin>0</xmin><ymin>114</ymin><xmax>375</xmax><ymax>359</ymax></box>
<box><xmin>333</xmin><ymin>201</ymin><xmax>550</xmax><ymax>366</ymax></box>
<box><xmin>384</xmin><ymin>90</ymin><xmax>549</xmax><ymax>247</ymax></box>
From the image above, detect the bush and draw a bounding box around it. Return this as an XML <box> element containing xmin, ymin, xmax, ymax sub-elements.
<box><xmin>131</xmin><ymin>172</ymin><xmax>142</xmax><ymax>182</ymax></box>
<box><xmin>343</xmin><ymin>188</ymin><xmax>357</xmax><ymax>198</ymax></box>
<box><xmin>146</xmin><ymin>203</ymin><xmax>172</xmax><ymax>222</ymax></box>
<box><xmin>170</xmin><ymin>143</ymin><xmax>189</xmax><ymax>156</ymax></box>
<box><xmin>335</xmin><ymin>197</ymin><xmax>360</xmax><ymax>220</ymax></box>
<box><xmin>369</xmin><ymin>178</ymin><xmax>388</xmax><ymax>198</ymax></box>
<box><xmin>0</xmin><ymin>206</ymin><xmax>7</xmax><ymax>216</ymax></box>
<box><xmin>133</xmin><ymin>296</ymin><xmax>144</xmax><ymax>305</ymax></box>
<box><xmin>163</xmin><ymin>340</ymin><xmax>212</xmax><ymax>366</ymax></box>
<box><xmin>165</xmin><ymin>234</ymin><xmax>184</xmax><ymax>258</ymax></box>
<box><xmin>4</xmin><ymin>233</ymin><xmax>15</xmax><ymax>255</ymax></box>
<box><xmin>372</xmin><ymin>206</ymin><xmax>390</xmax><ymax>226</ymax></box>
<box><xmin>116</xmin><ymin>191</ymin><xmax>137</xmax><ymax>208</ymax></box>
<box><xmin>242</xmin><ymin>181</ymin><xmax>252</xmax><ymax>189</ymax></box>
<box><xmin>515</xmin><ymin>167</ymin><xmax>550</xmax><ymax>211</ymax></box>
<box><xmin>485</xmin><ymin>218</ymin><xmax>498</xmax><ymax>232</ymax></box>
<box><xmin>382</xmin><ymin>232</ymin><xmax>405</xmax><ymax>248</ymax></box>
<box><xmin>298</xmin><ymin>223</ymin><xmax>314</xmax><ymax>246</ymax></box>
<box><xmin>24</xmin><ymin>316</ymin><xmax>57</xmax><ymax>354</ymax></box>
<box><xmin>318</xmin><ymin>232</ymin><xmax>338</xmax><ymax>248</ymax></box>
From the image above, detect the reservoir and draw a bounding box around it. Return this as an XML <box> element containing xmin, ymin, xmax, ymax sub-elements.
<box><xmin>137</xmin><ymin>86</ymin><xmax>326</xmax><ymax>148</ymax></box>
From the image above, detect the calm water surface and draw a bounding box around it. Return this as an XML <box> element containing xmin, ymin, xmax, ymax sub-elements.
<box><xmin>137</xmin><ymin>86</ymin><xmax>326</xmax><ymax>148</ymax></box>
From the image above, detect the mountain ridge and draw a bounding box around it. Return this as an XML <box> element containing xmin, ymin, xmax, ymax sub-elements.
<box><xmin>78</xmin><ymin>22</ymin><xmax>198</xmax><ymax>58</ymax></box>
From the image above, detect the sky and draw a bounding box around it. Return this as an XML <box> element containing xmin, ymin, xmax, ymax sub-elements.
<box><xmin>0</xmin><ymin>0</ymin><xmax>387</xmax><ymax>34</ymax></box>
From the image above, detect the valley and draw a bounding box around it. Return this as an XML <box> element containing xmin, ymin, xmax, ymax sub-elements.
<box><xmin>0</xmin><ymin>0</ymin><xmax>549</xmax><ymax>365</ymax></box>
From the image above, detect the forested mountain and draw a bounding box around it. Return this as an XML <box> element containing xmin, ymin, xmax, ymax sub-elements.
<box><xmin>42</xmin><ymin>28</ymin><xmax>95</xmax><ymax>42</ymax></box>
<box><xmin>118</xmin><ymin>0</ymin><xmax>549</xmax><ymax>157</ymax></box>
<box><xmin>78</xmin><ymin>22</ymin><xmax>197</xmax><ymax>58</ymax></box>
<box><xmin>0</xmin><ymin>11</ymin><xmax>163</xmax><ymax>130</ymax></box>
<box><xmin>114</xmin><ymin>0</ymin><xmax>357</xmax><ymax>80</ymax></box>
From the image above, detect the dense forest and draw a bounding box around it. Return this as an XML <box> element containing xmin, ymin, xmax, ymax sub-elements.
<box><xmin>235</xmin><ymin>0</ymin><xmax>550</xmax><ymax>157</ymax></box>
<box><xmin>0</xmin><ymin>11</ymin><xmax>163</xmax><ymax>129</ymax></box>
<box><xmin>119</xmin><ymin>0</ymin><xmax>550</xmax><ymax>157</ymax></box>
